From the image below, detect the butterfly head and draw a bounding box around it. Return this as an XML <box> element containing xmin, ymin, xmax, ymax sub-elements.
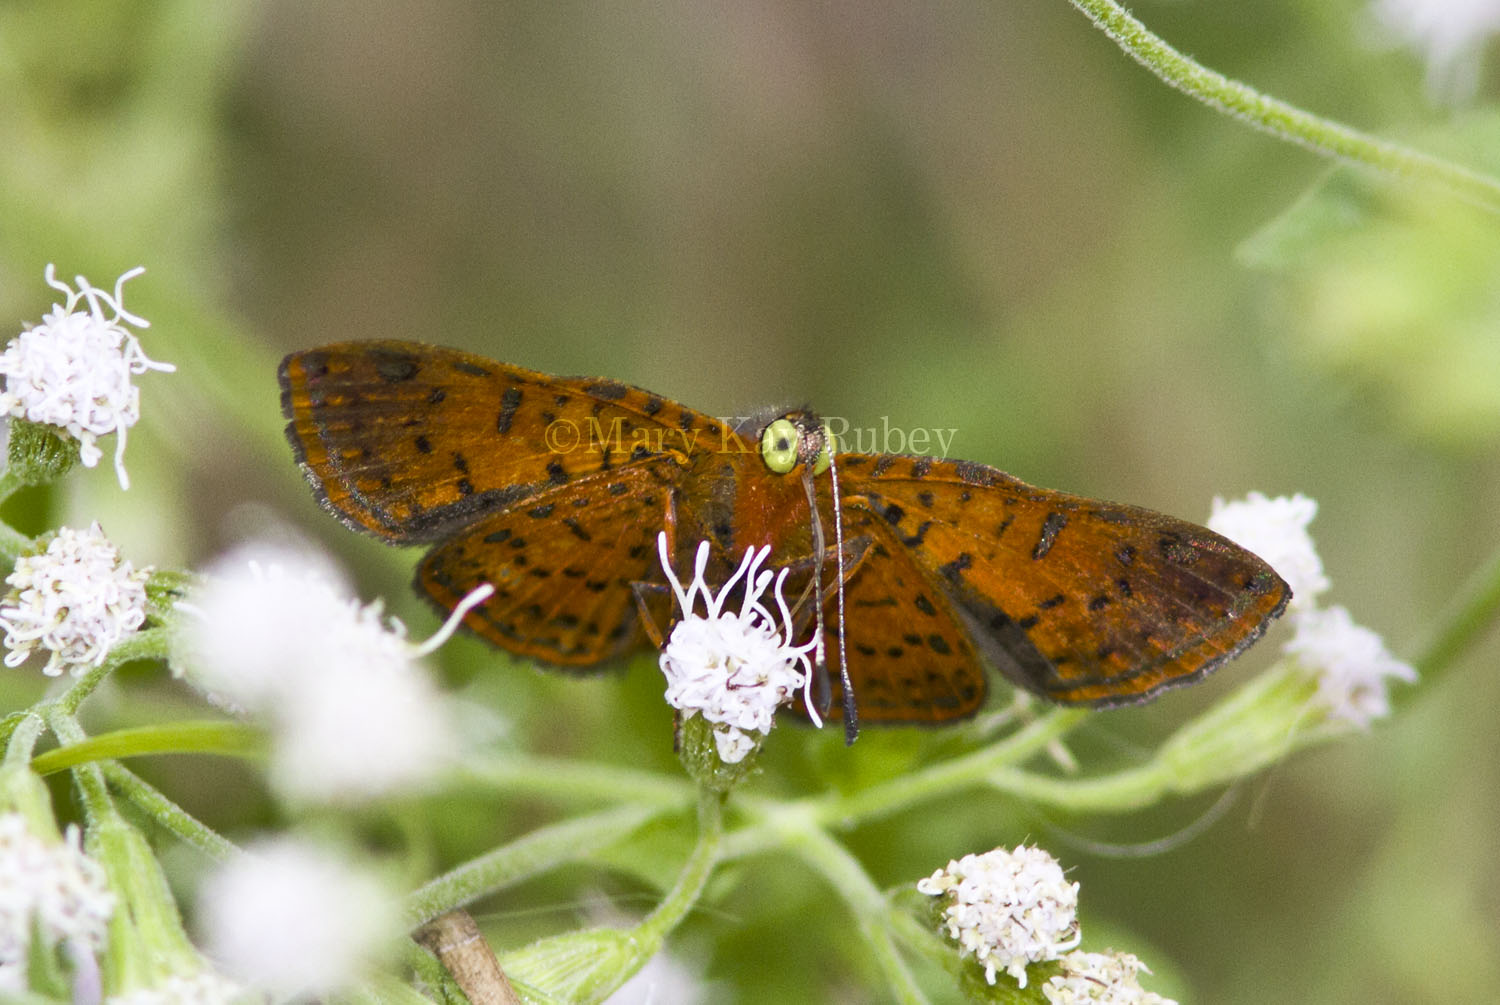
<box><xmin>753</xmin><ymin>409</ymin><xmax>858</xmax><ymax>742</ymax></box>
<box><xmin>758</xmin><ymin>410</ymin><xmax>837</xmax><ymax>478</ymax></box>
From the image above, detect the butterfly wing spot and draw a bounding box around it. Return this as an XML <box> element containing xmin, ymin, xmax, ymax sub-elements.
<box><xmin>497</xmin><ymin>386</ymin><xmax>522</xmax><ymax>433</ymax></box>
<box><xmin>583</xmin><ymin>380</ymin><xmax>628</xmax><ymax>400</ymax></box>
<box><xmin>1032</xmin><ymin>512</ymin><xmax>1067</xmax><ymax>560</ymax></box>
<box><xmin>370</xmin><ymin>347</ymin><xmax>420</xmax><ymax>383</ymax></box>
<box><xmin>937</xmin><ymin>552</ymin><xmax>972</xmax><ymax>583</ymax></box>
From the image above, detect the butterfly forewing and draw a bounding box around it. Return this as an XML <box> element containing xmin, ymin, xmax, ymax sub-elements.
<box><xmin>279</xmin><ymin>341</ymin><xmax>732</xmax><ymax>543</ymax></box>
<box><xmin>837</xmin><ymin>454</ymin><xmax>1290</xmax><ymax>708</ymax></box>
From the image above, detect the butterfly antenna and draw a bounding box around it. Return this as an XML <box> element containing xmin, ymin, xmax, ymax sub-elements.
<box><xmin>802</xmin><ymin>469</ymin><xmax>832</xmax><ymax>721</ymax></box>
<box><xmin>828</xmin><ymin>449</ymin><xmax>857</xmax><ymax>744</ymax></box>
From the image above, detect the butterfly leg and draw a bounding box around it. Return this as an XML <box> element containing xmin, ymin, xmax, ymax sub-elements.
<box><xmin>629</xmin><ymin>579</ymin><xmax>672</xmax><ymax>650</ymax></box>
<box><xmin>771</xmin><ymin>535</ymin><xmax>875</xmax><ymax>740</ymax></box>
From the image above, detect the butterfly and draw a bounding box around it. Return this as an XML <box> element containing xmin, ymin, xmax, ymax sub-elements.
<box><xmin>279</xmin><ymin>341</ymin><xmax>1289</xmax><ymax>741</ymax></box>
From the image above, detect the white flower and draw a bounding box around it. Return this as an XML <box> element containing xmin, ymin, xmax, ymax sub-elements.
<box><xmin>657</xmin><ymin>534</ymin><xmax>818</xmax><ymax>764</ymax></box>
<box><xmin>197</xmin><ymin>838</ymin><xmax>395</xmax><ymax>999</ymax></box>
<box><xmin>1</xmin><ymin>522</ymin><xmax>151</xmax><ymax>677</ymax></box>
<box><xmin>917</xmin><ymin>845</ymin><xmax>1081</xmax><ymax>987</ymax></box>
<box><xmin>1208</xmin><ymin>493</ymin><xmax>1416</xmax><ymax>727</ymax></box>
<box><xmin>0</xmin><ymin>813</ymin><xmax>114</xmax><ymax>992</ymax></box>
<box><xmin>1043</xmin><ymin>950</ymin><xmax>1176</xmax><ymax>1005</ymax></box>
<box><xmin>1208</xmin><ymin>492</ymin><xmax>1328</xmax><ymax>611</ymax></box>
<box><xmin>1285</xmin><ymin>604</ymin><xmax>1417</xmax><ymax>728</ymax></box>
<box><xmin>105</xmin><ymin>970</ymin><xmax>246</xmax><ymax>1005</ymax></box>
<box><xmin>174</xmin><ymin>543</ymin><xmax>491</xmax><ymax>803</ymax></box>
<box><xmin>1372</xmin><ymin>0</ymin><xmax>1500</xmax><ymax>103</ymax></box>
<box><xmin>0</xmin><ymin>264</ymin><xmax>173</xmax><ymax>490</ymax></box>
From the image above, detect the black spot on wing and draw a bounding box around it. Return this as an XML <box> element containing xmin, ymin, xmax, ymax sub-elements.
<box><xmin>1032</xmin><ymin>512</ymin><xmax>1067</xmax><ymax>560</ymax></box>
<box><xmin>372</xmin><ymin>349</ymin><xmax>420</xmax><ymax>383</ymax></box>
<box><xmin>584</xmin><ymin>380</ymin><xmax>628</xmax><ymax>400</ymax></box>
<box><xmin>938</xmin><ymin>552</ymin><xmax>972</xmax><ymax>583</ymax></box>
<box><xmin>497</xmin><ymin>386</ymin><xmax>522</xmax><ymax>434</ymax></box>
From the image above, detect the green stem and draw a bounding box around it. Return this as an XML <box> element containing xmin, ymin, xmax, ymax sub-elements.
<box><xmin>101</xmin><ymin>761</ymin><xmax>239</xmax><ymax>863</ymax></box>
<box><xmin>1066</xmin><ymin>0</ymin><xmax>1500</xmax><ymax>212</ymax></box>
<box><xmin>47</xmin><ymin>712</ymin><xmax>114</xmax><ymax>825</ymax></box>
<box><xmin>809</xmin><ymin>708</ymin><xmax>1088</xmax><ymax>827</ymax></box>
<box><xmin>770</xmin><ymin>806</ymin><xmax>928</xmax><ymax>1005</ymax></box>
<box><xmin>29</xmin><ymin>720</ymin><xmax>265</xmax><ymax>775</ymax></box>
<box><xmin>49</xmin><ymin>710</ymin><xmax>203</xmax><ymax>984</ymax></box>
<box><xmin>52</xmin><ymin>626</ymin><xmax>172</xmax><ymax>717</ymax></box>
<box><xmin>986</xmin><ymin>663</ymin><xmax>1319</xmax><ymax>812</ymax></box>
<box><xmin>631</xmin><ymin>786</ymin><xmax>723</xmax><ymax>951</ymax></box>
<box><xmin>1405</xmin><ymin>542</ymin><xmax>1500</xmax><ymax>696</ymax></box>
<box><xmin>3</xmin><ymin>711</ymin><xmax>46</xmax><ymax>765</ymax></box>
<box><xmin>402</xmin><ymin>802</ymin><xmax>673</xmax><ymax>928</ymax></box>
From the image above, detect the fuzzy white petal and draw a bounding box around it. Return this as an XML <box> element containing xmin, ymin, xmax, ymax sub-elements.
<box><xmin>174</xmin><ymin>543</ymin><xmax>461</xmax><ymax>802</ymax></box>
<box><xmin>1286</xmin><ymin>604</ymin><xmax>1416</xmax><ymax>728</ymax></box>
<box><xmin>198</xmin><ymin>839</ymin><xmax>394</xmax><ymax>998</ymax></box>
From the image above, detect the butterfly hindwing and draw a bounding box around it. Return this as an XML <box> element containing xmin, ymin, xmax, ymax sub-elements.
<box><xmin>820</xmin><ymin>506</ymin><xmax>989</xmax><ymax>723</ymax></box>
<box><xmin>279</xmin><ymin>340</ymin><xmax>732</xmax><ymax>543</ymax></box>
<box><xmin>837</xmin><ymin>454</ymin><xmax>1290</xmax><ymax>707</ymax></box>
<box><xmin>416</xmin><ymin>464</ymin><xmax>674</xmax><ymax>667</ymax></box>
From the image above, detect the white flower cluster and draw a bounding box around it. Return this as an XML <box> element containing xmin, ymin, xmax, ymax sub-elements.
<box><xmin>657</xmin><ymin>534</ymin><xmax>817</xmax><ymax>763</ymax></box>
<box><xmin>197</xmin><ymin>838</ymin><xmax>394</xmax><ymax>999</ymax></box>
<box><xmin>1</xmin><ymin>522</ymin><xmax>151</xmax><ymax>677</ymax></box>
<box><xmin>1284</xmin><ymin>605</ymin><xmax>1418</xmax><ymax>730</ymax></box>
<box><xmin>1209</xmin><ymin>493</ymin><xmax>1416</xmax><ymax>728</ymax></box>
<box><xmin>104</xmin><ymin>970</ymin><xmax>245</xmax><ymax>1005</ymax></box>
<box><xmin>0</xmin><ymin>265</ymin><xmax>173</xmax><ymax>490</ymax></box>
<box><xmin>1042</xmin><ymin>950</ymin><xmax>1176</xmax><ymax>1005</ymax></box>
<box><xmin>917</xmin><ymin>845</ymin><xmax>1081</xmax><ymax>987</ymax></box>
<box><xmin>175</xmin><ymin>544</ymin><xmax>487</xmax><ymax>803</ymax></box>
<box><xmin>0</xmin><ymin>813</ymin><xmax>114</xmax><ymax>994</ymax></box>
<box><xmin>1373</xmin><ymin>0</ymin><xmax>1500</xmax><ymax>103</ymax></box>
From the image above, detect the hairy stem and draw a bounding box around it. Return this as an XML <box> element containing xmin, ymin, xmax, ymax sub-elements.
<box><xmin>1066</xmin><ymin>0</ymin><xmax>1500</xmax><ymax>211</ymax></box>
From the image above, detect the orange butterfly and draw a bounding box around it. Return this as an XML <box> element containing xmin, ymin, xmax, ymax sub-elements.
<box><xmin>280</xmin><ymin>341</ymin><xmax>1288</xmax><ymax>740</ymax></box>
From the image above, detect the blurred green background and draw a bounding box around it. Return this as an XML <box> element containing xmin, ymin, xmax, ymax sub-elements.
<box><xmin>2</xmin><ymin>1</ymin><xmax>1498</xmax><ymax>1002</ymax></box>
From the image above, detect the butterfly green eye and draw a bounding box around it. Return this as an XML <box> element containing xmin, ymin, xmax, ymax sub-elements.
<box><xmin>761</xmin><ymin>418</ymin><xmax>800</xmax><ymax>474</ymax></box>
<box><xmin>812</xmin><ymin>420</ymin><xmax>836</xmax><ymax>475</ymax></box>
